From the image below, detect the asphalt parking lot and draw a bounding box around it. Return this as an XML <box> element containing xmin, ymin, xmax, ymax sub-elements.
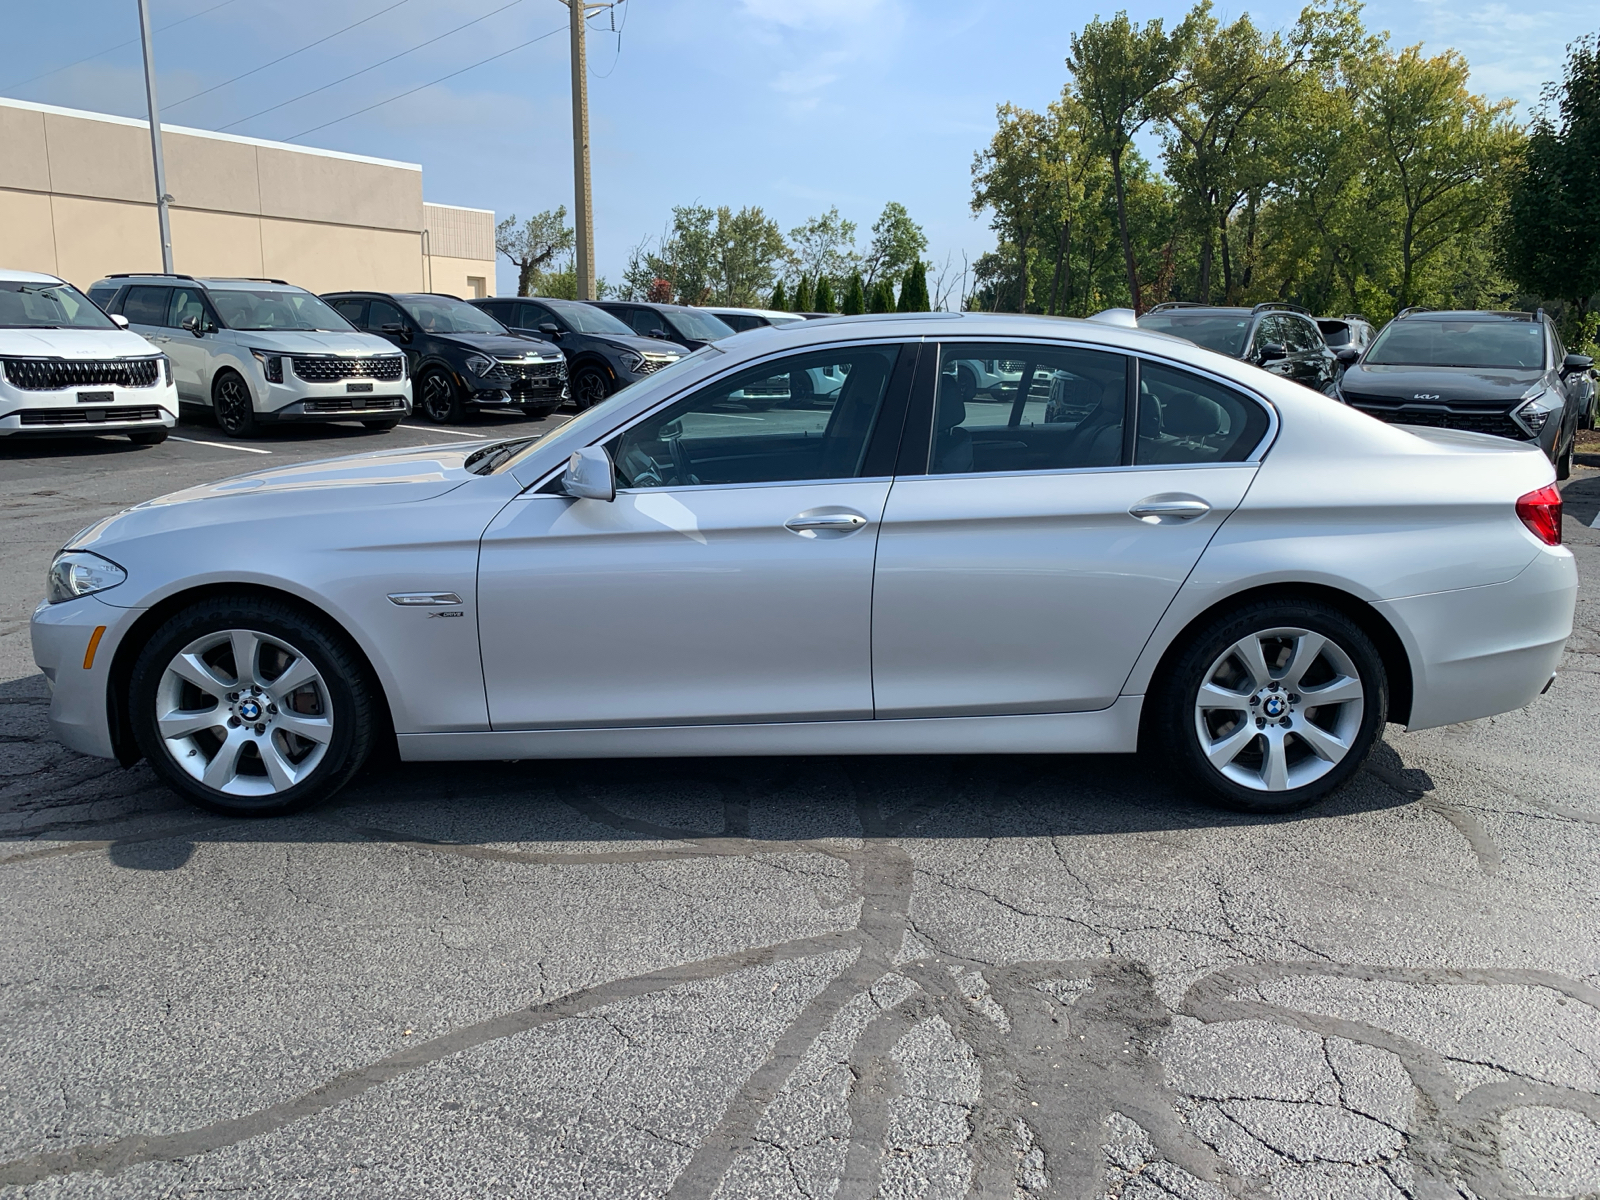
<box><xmin>2</xmin><ymin>419</ymin><xmax>1599</xmax><ymax>1199</ymax></box>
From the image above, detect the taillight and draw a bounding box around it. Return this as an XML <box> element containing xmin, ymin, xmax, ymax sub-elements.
<box><xmin>1516</xmin><ymin>484</ymin><xmax>1563</xmax><ymax>546</ymax></box>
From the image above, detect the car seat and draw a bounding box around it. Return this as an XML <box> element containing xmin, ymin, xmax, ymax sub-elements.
<box><xmin>933</xmin><ymin>371</ymin><xmax>974</xmax><ymax>473</ymax></box>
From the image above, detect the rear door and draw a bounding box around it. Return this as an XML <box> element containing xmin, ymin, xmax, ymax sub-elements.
<box><xmin>870</xmin><ymin>342</ymin><xmax>1268</xmax><ymax>717</ymax></box>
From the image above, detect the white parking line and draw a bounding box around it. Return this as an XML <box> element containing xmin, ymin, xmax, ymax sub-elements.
<box><xmin>391</xmin><ymin>426</ymin><xmax>488</xmax><ymax>438</ymax></box>
<box><xmin>170</xmin><ymin>437</ymin><xmax>272</xmax><ymax>454</ymax></box>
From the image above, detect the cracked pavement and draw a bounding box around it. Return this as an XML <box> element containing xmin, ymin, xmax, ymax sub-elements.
<box><xmin>1</xmin><ymin>432</ymin><xmax>1598</xmax><ymax>1198</ymax></box>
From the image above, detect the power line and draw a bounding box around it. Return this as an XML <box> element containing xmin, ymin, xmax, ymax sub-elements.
<box><xmin>4</xmin><ymin>0</ymin><xmax>241</xmax><ymax>91</ymax></box>
<box><xmin>218</xmin><ymin>0</ymin><xmax>525</xmax><ymax>133</ymax></box>
<box><xmin>164</xmin><ymin>0</ymin><xmax>413</xmax><ymax>110</ymax></box>
<box><xmin>284</xmin><ymin>25</ymin><xmax>565</xmax><ymax>142</ymax></box>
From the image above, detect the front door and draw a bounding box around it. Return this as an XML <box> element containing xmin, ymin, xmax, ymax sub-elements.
<box><xmin>478</xmin><ymin>341</ymin><xmax>915</xmax><ymax>729</ymax></box>
<box><xmin>166</xmin><ymin>285</ymin><xmax>220</xmax><ymax>402</ymax></box>
<box><xmin>871</xmin><ymin>344</ymin><xmax>1267</xmax><ymax>717</ymax></box>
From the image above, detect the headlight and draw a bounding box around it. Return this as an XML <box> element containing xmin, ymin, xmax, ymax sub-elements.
<box><xmin>464</xmin><ymin>354</ymin><xmax>496</xmax><ymax>377</ymax></box>
<box><xmin>47</xmin><ymin>550</ymin><xmax>126</xmax><ymax>604</ymax></box>
<box><xmin>160</xmin><ymin>354</ymin><xmax>172</xmax><ymax>385</ymax></box>
<box><xmin>618</xmin><ymin>350</ymin><xmax>644</xmax><ymax>371</ymax></box>
<box><xmin>250</xmin><ymin>350</ymin><xmax>283</xmax><ymax>383</ymax></box>
<box><xmin>1515</xmin><ymin>392</ymin><xmax>1558</xmax><ymax>436</ymax></box>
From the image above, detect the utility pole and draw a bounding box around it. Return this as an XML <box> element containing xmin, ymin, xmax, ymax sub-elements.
<box><xmin>136</xmin><ymin>0</ymin><xmax>174</xmax><ymax>273</ymax></box>
<box><xmin>566</xmin><ymin>0</ymin><xmax>596</xmax><ymax>300</ymax></box>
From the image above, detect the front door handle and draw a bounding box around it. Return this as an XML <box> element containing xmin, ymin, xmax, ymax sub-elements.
<box><xmin>1129</xmin><ymin>496</ymin><xmax>1212</xmax><ymax>524</ymax></box>
<box><xmin>785</xmin><ymin>512</ymin><xmax>868</xmax><ymax>535</ymax></box>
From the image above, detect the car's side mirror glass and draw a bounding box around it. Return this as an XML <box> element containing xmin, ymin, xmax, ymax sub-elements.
<box><xmin>539</xmin><ymin>322</ymin><xmax>562</xmax><ymax>338</ymax></box>
<box><xmin>1562</xmin><ymin>352</ymin><xmax>1593</xmax><ymax>374</ymax></box>
<box><xmin>380</xmin><ymin>323</ymin><xmax>412</xmax><ymax>343</ymax></box>
<box><xmin>1334</xmin><ymin>346</ymin><xmax>1360</xmax><ymax>365</ymax></box>
<box><xmin>1256</xmin><ymin>343</ymin><xmax>1287</xmax><ymax>364</ymax></box>
<box><xmin>109</xmin><ymin>314</ymin><xmax>129</xmax><ymax>329</ymax></box>
<box><xmin>561</xmin><ymin>445</ymin><xmax>615</xmax><ymax>501</ymax></box>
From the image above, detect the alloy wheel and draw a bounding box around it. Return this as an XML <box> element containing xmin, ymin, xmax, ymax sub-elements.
<box><xmin>154</xmin><ymin>628</ymin><xmax>334</xmax><ymax>797</ymax></box>
<box><xmin>214</xmin><ymin>376</ymin><xmax>253</xmax><ymax>433</ymax></box>
<box><xmin>420</xmin><ymin>371</ymin><xmax>458</xmax><ymax>423</ymax></box>
<box><xmin>573</xmin><ymin>369</ymin><xmax>608</xmax><ymax>410</ymax></box>
<box><xmin>1192</xmin><ymin>626</ymin><xmax>1365</xmax><ymax>792</ymax></box>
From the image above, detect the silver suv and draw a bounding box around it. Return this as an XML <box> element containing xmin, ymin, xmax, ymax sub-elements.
<box><xmin>87</xmin><ymin>275</ymin><xmax>412</xmax><ymax>438</ymax></box>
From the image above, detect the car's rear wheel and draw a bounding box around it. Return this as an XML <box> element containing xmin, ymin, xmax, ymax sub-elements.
<box><xmin>128</xmin><ymin>428</ymin><xmax>168</xmax><ymax>445</ymax></box>
<box><xmin>129</xmin><ymin>595</ymin><xmax>375</xmax><ymax>816</ymax></box>
<box><xmin>419</xmin><ymin>367</ymin><xmax>465</xmax><ymax>424</ymax></box>
<box><xmin>212</xmin><ymin>371</ymin><xmax>258</xmax><ymax>438</ymax></box>
<box><xmin>571</xmin><ymin>365</ymin><xmax>611</xmax><ymax>410</ymax></box>
<box><xmin>1151</xmin><ymin>600</ymin><xmax>1387</xmax><ymax>814</ymax></box>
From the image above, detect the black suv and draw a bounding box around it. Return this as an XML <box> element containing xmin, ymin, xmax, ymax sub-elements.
<box><xmin>1337</xmin><ymin>308</ymin><xmax>1593</xmax><ymax>478</ymax></box>
<box><xmin>322</xmin><ymin>291</ymin><xmax>566</xmax><ymax>424</ymax></box>
<box><xmin>588</xmin><ymin>301</ymin><xmax>736</xmax><ymax>351</ymax></box>
<box><xmin>473</xmin><ymin>296</ymin><xmax>689</xmax><ymax>409</ymax></box>
<box><xmin>1138</xmin><ymin>302</ymin><xmax>1339</xmax><ymax>394</ymax></box>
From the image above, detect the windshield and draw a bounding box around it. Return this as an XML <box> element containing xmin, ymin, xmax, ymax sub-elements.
<box><xmin>210</xmin><ymin>289</ymin><xmax>353</xmax><ymax>332</ymax></box>
<box><xmin>0</xmin><ymin>280</ymin><xmax>116</xmax><ymax>329</ymax></box>
<box><xmin>1137</xmin><ymin>312</ymin><xmax>1251</xmax><ymax>356</ymax></box>
<box><xmin>669</xmin><ymin>308</ymin><xmax>736</xmax><ymax>341</ymax></box>
<box><xmin>1364</xmin><ymin>319</ymin><xmax>1546</xmax><ymax>369</ymax></box>
<box><xmin>403</xmin><ymin>295</ymin><xmax>506</xmax><ymax>334</ymax></box>
<box><xmin>552</xmin><ymin>303</ymin><xmax>633</xmax><ymax>335</ymax></box>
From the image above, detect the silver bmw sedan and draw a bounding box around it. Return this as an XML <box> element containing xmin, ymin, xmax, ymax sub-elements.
<box><xmin>32</xmin><ymin>312</ymin><xmax>1576</xmax><ymax>818</ymax></box>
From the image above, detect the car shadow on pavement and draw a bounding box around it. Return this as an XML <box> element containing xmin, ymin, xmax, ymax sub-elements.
<box><xmin>1562</xmin><ymin>470</ymin><xmax>1600</xmax><ymax>526</ymax></box>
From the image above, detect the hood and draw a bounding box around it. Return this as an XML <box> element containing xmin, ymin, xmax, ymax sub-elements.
<box><xmin>240</xmin><ymin>330</ymin><xmax>401</xmax><ymax>356</ymax></box>
<box><xmin>0</xmin><ymin>326</ymin><xmax>162</xmax><ymax>358</ymax></box>
<box><xmin>1341</xmin><ymin>364</ymin><xmax>1546</xmax><ymax>404</ymax></box>
<box><xmin>434</xmin><ymin>332</ymin><xmax>564</xmax><ymax>359</ymax></box>
<box><xmin>586</xmin><ymin>331</ymin><xmax>685</xmax><ymax>357</ymax></box>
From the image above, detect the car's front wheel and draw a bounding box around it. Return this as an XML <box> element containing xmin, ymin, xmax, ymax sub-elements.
<box><xmin>1151</xmin><ymin>600</ymin><xmax>1387</xmax><ymax>814</ymax></box>
<box><xmin>212</xmin><ymin>371</ymin><xmax>258</xmax><ymax>438</ymax></box>
<box><xmin>129</xmin><ymin>595</ymin><xmax>376</xmax><ymax>816</ymax></box>
<box><xmin>571</xmin><ymin>365</ymin><xmax>611</xmax><ymax>410</ymax></box>
<box><xmin>418</xmin><ymin>367</ymin><xmax>465</xmax><ymax>424</ymax></box>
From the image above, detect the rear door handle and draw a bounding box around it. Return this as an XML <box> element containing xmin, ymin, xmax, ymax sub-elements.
<box><xmin>1129</xmin><ymin>496</ymin><xmax>1212</xmax><ymax>524</ymax></box>
<box><xmin>785</xmin><ymin>513</ymin><xmax>868</xmax><ymax>534</ymax></box>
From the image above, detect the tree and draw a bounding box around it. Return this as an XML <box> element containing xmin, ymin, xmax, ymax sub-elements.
<box><xmin>897</xmin><ymin>261</ymin><xmax>930</xmax><ymax>311</ymax></box>
<box><xmin>842</xmin><ymin>272</ymin><xmax>866</xmax><ymax>315</ymax></box>
<box><xmin>1067</xmin><ymin>10</ymin><xmax>1197</xmax><ymax>312</ymax></box>
<box><xmin>868</xmin><ymin>278</ymin><xmax>896</xmax><ymax>312</ymax></box>
<box><xmin>788</xmin><ymin>208</ymin><xmax>860</xmax><ymax>294</ymax></box>
<box><xmin>495</xmin><ymin>207</ymin><xmax>575</xmax><ymax>297</ymax></box>
<box><xmin>619</xmin><ymin>204</ymin><xmax>788</xmax><ymax>306</ymax></box>
<box><xmin>1500</xmin><ymin>35</ymin><xmax>1600</xmax><ymax>327</ymax></box>
<box><xmin>795</xmin><ymin>275</ymin><xmax>816</xmax><ymax>312</ymax></box>
<box><xmin>862</xmin><ymin>202</ymin><xmax>928</xmax><ymax>288</ymax></box>
<box><xmin>814</xmin><ymin>276</ymin><xmax>837</xmax><ymax>313</ymax></box>
<box><xmin>973</xmin><ymin>102</ymin><xmax>1074</xmax><ymax>312</ymax></box>
<box><xmin>769</xmin><ymin>279</ymin><xmax>788</xmax><ymax>311</ymax></box>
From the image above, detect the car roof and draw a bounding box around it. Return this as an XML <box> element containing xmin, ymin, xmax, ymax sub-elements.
<box><xmin>719</xmin><ymin>311</ymin><xmax>1204</xmax><ymax>357</ymax></box>
<box><xmin>1398</xmin><ymin>310</ymin><xmax>1540</xmax><ymax>322</ymax></box>
<box><xmin>598</xmin><ymin>300</ymin><xmax>714</xmax><ymax>314</ymax></box>
<box><xmin>1</xmin><ymin>268</ymin><xmax>68</xmax><ymax>285</ymax></box>
<box><xmin>92</xmin><ymin>274</ymin><xmax>305</xmax><ymax>292</ymax></box>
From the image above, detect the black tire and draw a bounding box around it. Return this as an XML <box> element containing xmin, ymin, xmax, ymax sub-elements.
<box><xmin>418</xmin><ymin>367</ymin><xmax>465</xmax><ymax>424</ymax></box>
<box><xmin>212</xmin><ymin>371</ymin><xmax>259</xmax><ymax>438</ymax></box>
<box><xmin>571</xmin><ymin>364</ymin><xmax>612</xmax><ymax>411</ymax></box>
<box><xmin>128</xmin><ymin>428</ymin><xmax>169</xmax><ymax>445</ymax></box>
<box><xmin>363</xmin><ymin>417</ymin><xmax>402</xmax><ymax>431</ymax></box>
<box><xmin>129</xmin><ymin>594</ymin><xmax>376</xmax><ymax>817</ymax></box>
<box><xmin>1148</xmin><ymin>598</ymin><xmax>1388</xmax><ymax>815</ymax></box>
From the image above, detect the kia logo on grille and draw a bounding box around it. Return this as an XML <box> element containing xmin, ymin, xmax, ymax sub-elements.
<box><xmin>1413</xmin><ymin>393</ymin><xmax>1441</xmax><ymax>400</ymax></box>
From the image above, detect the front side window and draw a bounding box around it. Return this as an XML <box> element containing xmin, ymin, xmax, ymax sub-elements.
<box><xmin>120</xmin><ymin>286</ymin><xmax>171</xmax><ymax>327</ymax></box>
<box><xmin>208</xmin><ymin>289</ymin><xmax>352</xmax><ymax>332</ymax></box>
<box><xmin>611</xmin><ymin>345</ymin><xmax>901</xmax><ymax>489</ymax></box>
<box><xmin>621</xmin><ymin>307</ymin><xmax>661</xmax><ymax>337</ymax></box>
<box><xmin>1286</xmin><ymin>317</ymin><xmax>1322</xmax><ymax>353</ymax></box>
<box><xmin>0</xmin><ymin>279</ymin><xmax>117</xmax><ymax>329</ymax></box>
<box><xmin>399</xmin><ymin>295</ymin><xmax>505</xmax><ymax>334</ymax></box>
<box><xmin>932</xmin><ymin>343</ymin><xmax>1128</xmax><ymax>474</ymax></box>
<box><xmin>520</xmin><ymin>302</ymin><xmax>558</xmax><ymax>329</ymax></box>
<box><xmin>169</xmin><ymin>286</ymin><xmax>215</xmax><ymax>331</ymax></box>
<box><xmin>1136</xmin><ymin>361</ymin><xmax>1271</xmax><ymax>465</ymax></box>
<box><xmin>367</xmin><ymin>300</ymin><xmax>407</xmax><ymax>331</ymax></box>
<box><xmin>1364</xmin><ymin>318</ymin><xmax>1546</xmax><ymax>369</ymax></box>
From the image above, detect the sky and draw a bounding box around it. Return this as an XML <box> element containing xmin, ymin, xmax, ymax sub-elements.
<box><xmin>5</xmin><ymin>0</ymin><xmax>1594</xmax><ymax>297</ymax></box>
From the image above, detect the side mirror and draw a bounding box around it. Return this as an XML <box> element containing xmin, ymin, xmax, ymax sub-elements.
<box><xmin>380</xmin><ymin>323</ymin><xmax>412</xmax><ymax>343</ymax></box>
<box><xmin>1562</xmin><ymin>352</ymin><xmax>1594</xmax><ymax>375</ymax></box>
<box><xmin>649</xmin><ymin>329</ymin><xmax>670</xmax><ymax>340</ymax></box>
<box><xmin>561</xmin><ymin>445</ymin><xmax>615</xmax><ymax>502</ymax></box>
<box><xmin>109</xmin><ymin>314</ymin><xmax>130</xmax><ymax>329</ymax></box>
<box><xmin>180</xmin><ymin>315</ymin><xmax>206</xmax><ymax>337</ymax></box>
<box><xmin>1256</xmin><ymin>343</ymin><xmax>1287</xmax><ymax>364</ymax></box>
<box><xmin>539</xmin><ymin>322</ymin><xmax>562</xmax><ymax>339</ymax></box>
<box><xmin>1333</xmin><ymin>346</ymin><xmax>1361</xmax><ymax>365</ymax></box>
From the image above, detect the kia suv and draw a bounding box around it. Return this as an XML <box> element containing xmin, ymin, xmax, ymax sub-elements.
<box><xmin>1137</xmin><ymin>302</ymin><xmax>1338</xmax><ymax>394</ymax></box>
<box><xmin>1337</xmin><ymin>308</ymin><xmax>1592</xmax><ymax>478</ymax></box>
<box><xmin>324</xmin><ymin>291</ymin><xmax>566</xmax><ymax>424</ymax></box>
<box><xmin>588</xmin><ymin>301</ymin><xmax>736</xmax><ymax>350</ymax></box>
<box><xmin>89</xmin><ymin>275</ymin><xmax>409</xmax><ymax>438</ymax></box>
<box><xmin>473</xmin><ymin>296</ymin><xmax>685</xmax><ymax>410</ymax></box>
<box><xmin>1</xmin><ymin>269</ymin><xmax>176</xmax><ymax>444</ymax></box>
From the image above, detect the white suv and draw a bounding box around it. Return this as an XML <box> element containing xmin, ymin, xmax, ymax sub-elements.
<box><xmin>0</xmin><ymin>269</ymin><xmax>176</xmax><ymax>444</ymax></box>
<box><xmin>87</xmin><ymin>275</ymin><xmax>411</xmax><ymax>438</ymax></box>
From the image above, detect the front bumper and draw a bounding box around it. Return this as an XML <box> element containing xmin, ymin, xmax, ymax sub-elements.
<box><xmin>31</xmin><ymin>593</ymin><xmax>143</xmax><ymax>760</ymax></box>
<box><xmin>250</xmin><ymin>361</ymin><xmax>414</xmax><ymax>421</ymax></box>
<box><xmin>0</xmin><ymin>380</ymin><xmax>177</xmax><ymax>437</ymax></box>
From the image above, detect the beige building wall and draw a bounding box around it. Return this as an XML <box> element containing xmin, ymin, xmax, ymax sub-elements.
<box><xmin>0</xmin><ymin>97</ymin><xmax>492</xmax><ymax>296</ymax></box>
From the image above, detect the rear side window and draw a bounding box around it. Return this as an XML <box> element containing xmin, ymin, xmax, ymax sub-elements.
<box><xmin>1136</xmin><ymin>362</ymin><xmax>1270</xmax><ymax>464</ymax></box>
<box><xmin>121</xmin><ymin>286</ymin><xmax>171</xmax><ymax>326</ymax></box>
<box><xmin>330</xmin><ymin>298</ymin><xmax>367</xmax><ymax>326</ymax></box>
<box><xmin>932</xmin><ymin>343</ymin><xmax>1129</xmax><ymax>474</ymax></box>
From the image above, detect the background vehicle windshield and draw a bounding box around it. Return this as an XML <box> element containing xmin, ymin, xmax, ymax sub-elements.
<box><xmin>403</xmin><ymin>296</ymin><xmax>506</xmax><ymax>334</ymax></box>
<box><xmin>670</xmin><ymin>309</ymin><xmax>736</xmax><ymax>341</ymax></box>
<box><xmin>1364</xmin><ymin>320</ymin><xmax>1546</xmax><ymax>369</ymax></box>
<box><xmin>1137</xmin><ymin>313</ymin><xmax>1252</xmax><ymax>356</ymax></box>
<box><xmin>553</xmin><ymin>303</ymin><xmax>634</xmax><ymax>335</ymax></box>
<box><xmin>210</xmin><ymin>289</ymin><xmax>353</xmax><ymax>332</ymax></box>
<box><xmin>0</xmin><ymin>280</ymin><xmax>115</xmax><ymax>329</ymax></box>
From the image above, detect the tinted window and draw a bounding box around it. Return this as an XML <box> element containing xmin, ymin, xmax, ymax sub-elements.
<box><xmin>0</xmin><ymin>279</ymin><xmax>116</xmax><ymax>329</ymax></box>
<box><xmin>1252</xmin><ymin>316</ymin><xmax>1289</xmax><ymax>350</ymax></box>
<box><xmin>1285</xmin><ymin>317</ymin><xmax>1322</xmax><ymax>353</ymax></box>
<box><xmin>87</xmin><ymin>286</ymin><xmax>118</xmax><ymax>311</ymax></box>
<box><xmin>1136</xmin><ymin>362</ymin><xmax>1270</xmax><ymax>464</ymax></box>
<box><xmin>611</xmin><ymin>345</ymin><xmax>901</xmax><ymax>488</ymax></box>
<box><xmin>620</xmin><ymin>307</ymin><xmax>661</xmax><ymax>337</ymax></box>
<box><xmin>330</xmin><ymin>298</ymin><xmax>367</xmax><ymax>326</ymax></box>
<box><xmin>1365</xmin><ymin>319</ymin><xmax>1546</xmax><ymax>369</ymax></box>
<box><xmin>716</xmin><ymin>313</ymin><xmax>761</xmax><ymax>332</ymax></box>
<box><xmin>932</xmin><ymin>343</ymin><xmax>1128</xmax><ymax>474</ymax></box>
<box><xmin>1138</xmin><ymin>312</ymin><xmax>1252</xmax><ymax>356</ymax></box>
<box><xmin>1317</xmin><ymin>321</ymin><xmax>1352</xmax><ymax>347</ymax></box>
<box><xmin>121</xmin><ymin>286</ymin><xmax>171</xmax><ymax>326</ymax></box>
<box><xmin>368</xmin><ymin>300</ymin><xmax>407</xmax><ymax>331</ymax></box>
<box><xmin>666</xmin><ymin>308</ymin><xmax>735</xmax><ymax>342</ymax></box>
<box><xmin>557</xmin><ymin>303</ymin><xmax>633</xmax><ymax>335</ymax></box>
<box><xmin>519</xmin><ymin>302</ymin><xmax>557</xmax><ymax>329</ymax></box>
<box><xmin>169</xmin><ymin>286</ymin><xmax>214</xmax><ymax>330</ymax></box>
<box><xmin>209</xmin><ymin>289</ymin><xmax>351</xmax><ymax>332</ymax></box>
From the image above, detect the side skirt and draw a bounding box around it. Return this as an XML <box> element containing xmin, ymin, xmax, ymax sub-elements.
<box><xmin>397</xmin><ymin>696</ymin><xmax>1145</xmax><ymax>761</ymax></box>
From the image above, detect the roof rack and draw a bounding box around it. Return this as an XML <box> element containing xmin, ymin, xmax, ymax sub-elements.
<box><xmin>1393</xmin><ymin>306</ymin><xmax>1435</xmax><ymax>319</ymax></box>
<box><xmin>102</xmin><ymin>272</ymin><xmax>196</xmax><ymax>280</ymax></box>
<box><xmin>1147</xmin><ymin>301</ymin><xmax>1207</xmax><ymax>312</ymax></box>
<box><xmin>209</xmin><ymin>277</ymin><xmax>291</xmax><ymax>285</ymax></box>
<box><xmin>1250</xmin><ymin>301</ymin><xmax>1311</xmax><ymax>316</ymax></box>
